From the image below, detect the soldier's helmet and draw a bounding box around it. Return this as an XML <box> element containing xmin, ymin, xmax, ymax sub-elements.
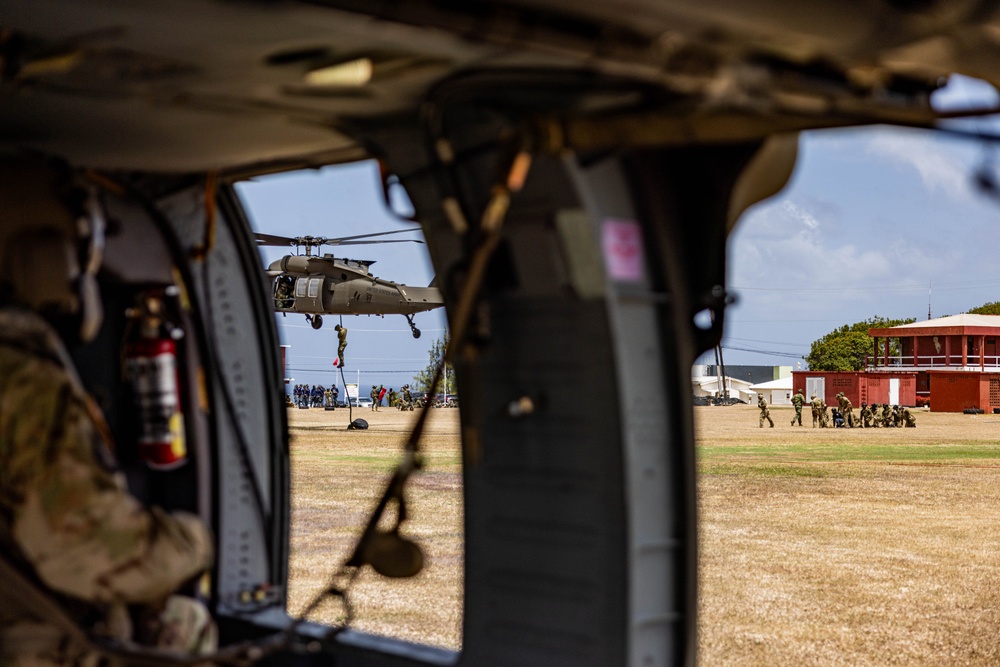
<box><xmin>0</xmin><ymin>156</ymin><xmax>106</xmax><ymax>343</ymax></box>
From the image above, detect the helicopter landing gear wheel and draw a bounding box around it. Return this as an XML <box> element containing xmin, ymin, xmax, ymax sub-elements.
<box><xmin>307</xmin><ymin>314</ymin><xmax>323</xmax><ymax>330</ymax></box>
<box><xmin>406</xmin><ymin>314</ymin><xmax>420</xmax><ymax>338</ymax></box>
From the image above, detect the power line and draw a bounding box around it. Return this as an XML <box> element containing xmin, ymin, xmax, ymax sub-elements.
<box><xmin>289</xmin><ymin>355</ymin><xmax>427</xmax><ymax>362</ymax></box>
<box><xmin>276</xmin><ymin>322</ymin><xmax>447</xmax><ymax>333</ymax></box>
<box><xmin>287</xmin><ymin>367</ymin><xmax>422</xmax><ymax>374</ymax></box>
<box><xmin>729</xmin><ymin>318</ymin><xmax>845</xmax><ymax>323</ymax></box>
<box><xmin>720</xmin><ymin>344</ymin><xmax>805</xmax><ymax>359</ymax></box>
<box><xmin>723</xmin><ymin>335</ymin><xmax>808</xmax><ymax>348</ymax></box>
<box><xmin>730</xmin><ymin>278</ymin><xmax>1000</xmax><ymax>293</ymax></box>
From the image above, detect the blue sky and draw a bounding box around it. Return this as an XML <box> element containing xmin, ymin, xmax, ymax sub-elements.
<box><xmin>709</xmin><ymin>76</ymin><xmax>1000</xmax><ymax>369</ymax></box>
<box><xmin>235</xmin><ymin>77</ymin><xmax>1000</xmax><ymax>390</ymax></box>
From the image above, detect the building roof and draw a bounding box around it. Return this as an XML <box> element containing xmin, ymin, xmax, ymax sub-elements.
<box><xmin>692</xmin><ymin>376</ymin><xmax>753</xmax><ymax>388</ymax></box>
<box><xmin>749</xmin><ymin>377</ymin><xmax>793</xmax><ymax>391</ymax></box>
<box><xmin>869</xmin><ymin>314</ymin><xmax>1000</xmax><ymax>337</ymax></box>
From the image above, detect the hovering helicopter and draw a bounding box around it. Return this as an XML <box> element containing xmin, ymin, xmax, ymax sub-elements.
<box><xmin>256</xmin><ymin>230</ymin><xmax>443</xmax><ymax>338</ymax></box>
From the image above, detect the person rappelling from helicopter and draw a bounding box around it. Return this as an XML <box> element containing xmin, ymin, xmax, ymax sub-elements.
<box><xmin>334</xmin><ymin>323</ymin><xmax>348</xmax><ymax>369</ymax></box>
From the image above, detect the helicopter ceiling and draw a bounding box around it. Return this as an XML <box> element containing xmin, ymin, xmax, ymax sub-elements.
<box><xmin>255</xmin><ymin>229</ymin><xmax>425</xmax><ymax>256</ymax></box>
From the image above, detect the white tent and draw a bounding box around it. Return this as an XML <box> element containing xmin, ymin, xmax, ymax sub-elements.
<box><xmin>749</xmin><ymin>376</ymin><xmax>794</xmax><ymax>405</ymax></box>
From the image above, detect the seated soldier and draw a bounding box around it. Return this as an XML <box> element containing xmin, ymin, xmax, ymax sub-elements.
<box><xmin>0</xmin><ymin>159</ymin><xmax>216</xmax><ymax>665</ymax></box>
<box><xmin>274</xmin><ymin>276</ymin><xmax>294</xmax><ymax>309</ymax></box>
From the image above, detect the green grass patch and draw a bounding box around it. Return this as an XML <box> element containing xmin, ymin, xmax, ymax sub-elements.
<box><xmin>699</xmin><ymin>462</ymin><xmax>830</xmax><ymax>478</ymax></box>
<box><xmin>293</xmin><ymin>451</ymin><xmax>464</xmax><ymax>470</ymax></box>
<box><xmin>697</xmin><ymin>442</ymin><xmax>1000</xmax><ymax>463</ymax></box>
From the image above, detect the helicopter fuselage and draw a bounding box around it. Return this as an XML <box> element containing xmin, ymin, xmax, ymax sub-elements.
<box><xmin>268</xmin><ymin>254</ymin><xmax>443</xmax><ymax>319</ymax></box>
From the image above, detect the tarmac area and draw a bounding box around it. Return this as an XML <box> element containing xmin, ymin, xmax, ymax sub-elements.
<box><xmin>285</xmin><ymin>402</ymin><xmax>1000</xmax><ymax>664</ymax></box>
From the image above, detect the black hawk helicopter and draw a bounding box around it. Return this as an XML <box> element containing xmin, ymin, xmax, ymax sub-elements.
<box><xmin>256</xmin><ymin>230</ymin><xmax>443</xmax><ymax>338</ymax></box>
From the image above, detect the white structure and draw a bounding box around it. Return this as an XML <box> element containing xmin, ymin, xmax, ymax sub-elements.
<box><xmin>749</xmin><ymin>376</ymin><xmax>794</xmax><ymax>405</ymax></box>
<box><xmin>691</xmin><ymin>376</ymin><xmax>754</xmax><ymax>403</ymax></box>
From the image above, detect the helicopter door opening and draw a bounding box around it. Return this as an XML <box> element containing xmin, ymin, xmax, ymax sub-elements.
<box><xmin>237</xmin><ymin>160</ymin><xmax>460</xmax><ymax>653</ymax></box>
<box><xmin>273</xmin><ymin>276</ymin><xmax>295</xmax><ymax>310</ymax></box>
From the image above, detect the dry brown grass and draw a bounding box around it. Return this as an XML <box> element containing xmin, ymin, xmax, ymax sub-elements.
<box><xmin>287</xmin><ymin>402</ymin><xmax>1000</xmax><ymax>663</ymax></box>
<box><xmin>286</xmin><ymin>406</ymin><xmax>463</xmax><ymax>649</ymax></box>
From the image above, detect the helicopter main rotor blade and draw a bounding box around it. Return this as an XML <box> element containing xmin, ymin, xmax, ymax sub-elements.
<box><xmin>254</xmin><ymin>229</ymin><xmax>423</xmax><ymax>248</ymax></box>
<box><xmin>334</xmin><ymin>239</ymin><xmax>424</xmax><ymax>245</ymax></box>
<box><xmin>255</xmin><ymin>233</ymin><xmax>298</xmax><ymax>247</ymax></box>
<box><xmin>321</xmin><ymin>229</ymin><xmax>423</xmax><ymax>245</ymax></box>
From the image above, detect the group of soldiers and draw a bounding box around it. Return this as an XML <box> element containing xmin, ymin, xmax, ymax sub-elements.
<box><xmin>362</xmin><ymin>384</ymin><xmax>414</xmax><ymax>410</ymax></box>
<box><xmin>288</xmin><ymin>382</ymin><xmax>458</xmax><ymax>412</ymax></box>
<box><xmin>291</xmin><ymin>383</ymin><xmax>339</xmax><ymax>408</ymax></box>
<box><xmin>759</xmin><ymin>389</ymin><xmax>917</xmax><ymax>428</ymax></box>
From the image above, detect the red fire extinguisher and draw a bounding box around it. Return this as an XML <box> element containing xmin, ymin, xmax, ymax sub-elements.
<box><xmin>124</xmin><ymin>296</ymin><xmax>187</xmax><ymax>470</ymax></box>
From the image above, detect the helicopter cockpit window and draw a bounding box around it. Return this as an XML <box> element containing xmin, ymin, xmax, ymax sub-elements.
<box><xmin>237</xmin><ymin>161</ymin><xmax>461</xmax><ymax>652</ymax></box>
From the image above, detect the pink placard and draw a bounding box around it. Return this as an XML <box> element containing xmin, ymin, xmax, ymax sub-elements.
<box><xmin>602</xmin><ymin>218</ymin><xmax>645</xmax><ymax>282</ymax></box>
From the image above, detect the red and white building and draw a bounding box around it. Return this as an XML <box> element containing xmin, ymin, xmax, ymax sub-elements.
<box><xmin>867</xmin><ymin>314</ymin><xmax>1000</xmax><ymax>413</ymax></box>
<box><xmin>792</xmin><ymin>315</ymin><xmax>1000</xmax><ymax>413</ymax></box>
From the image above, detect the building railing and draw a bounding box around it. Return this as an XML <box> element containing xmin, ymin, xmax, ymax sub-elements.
<box><xmin>866</xmin><ymin>354</ymin><xmax>1000</xmax><ymax>369</ymax></box>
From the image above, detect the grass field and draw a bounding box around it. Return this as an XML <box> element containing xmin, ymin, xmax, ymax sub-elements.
<box><xmin>698</xmin><ymin>404</ymin><xmax>1000</xmax><ymax>666</ymax></box>
<box><xmin>286</xmin><ymin>406</ymin><xmax>464</xmax><ymax>648</ymax></box>
<box><xmin>286</xmin><ymin>402</ymin><xmax>1000</xmax><ymax>664</ymax></box>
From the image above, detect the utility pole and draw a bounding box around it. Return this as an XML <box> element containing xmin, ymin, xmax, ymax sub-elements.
<box><xmin>711</xmin><ymin>310</ymin><xmax>728</xmax><ymax>400</ymax></box>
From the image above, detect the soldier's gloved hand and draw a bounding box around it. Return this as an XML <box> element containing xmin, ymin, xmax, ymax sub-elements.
<box><xmin>136</xmin><ymin>595</ymin><xmax>218</xmax><ymax>654</ymax></box>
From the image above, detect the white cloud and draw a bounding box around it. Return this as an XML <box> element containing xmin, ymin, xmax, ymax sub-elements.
<box><xmin>782</xmin><ymin>200</ymin><xmax>819</xmax><ymax>230</ymax></box>
<box><xmin>864</xmin><ymin>129</ymin><xmax>974</xmax><ymax>201</ymax></box>
<box><xmin>730</xmin><ymin>196</ymin><xmax>959</xmax><ymax>298</ymax></box>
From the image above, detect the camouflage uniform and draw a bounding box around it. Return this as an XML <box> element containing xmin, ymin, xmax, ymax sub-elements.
<box><xmin>841</xmin><ymin>395</ymin><xmax>855</xmax><ymax>428</ymax></box>
<box><xmin>370</xmin><ymin>385</ymin><xmax>378</xmax><ymax>411</ymax></box>
<box><xmin>757</xmin><ymin>396</ymin><xmax>774</xmax><ymax>428</ymax></box>
<box><xmin>882</xmin><ymin>403</ymin><xmax>892</xmax><ymax>428</ymax></box>
<box><xmin>0</xmin><ymin>309</ymin><xmax>215</xmax><ymax>664</ymax></box>
<box><xmin>335</xmin><ymin>325</ymin><xmax>348</xmax><ymax>368</ymax></box>
<box><xmin>399</xmin><ymin>385</ymin><xmax>413</xmax><ymax>411</ymax></box>
<box><xmin>859</xmin><ymin>403</ymin><xmax>872</xmax><ymax>428</ymax></box>
<box><xmin>790</xmin><ymin>390</ymin><xmax>804</xmax><ymax>426</ymax></box>
<box><xmin>902</xmin><ymin>407</ymin><xmax>917</xmax><ymax>427</ymax></box>
<box><xmin>810</xmin><ymin>395</ymin><xmax>823</xmax><ymax>427</ymax></box>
